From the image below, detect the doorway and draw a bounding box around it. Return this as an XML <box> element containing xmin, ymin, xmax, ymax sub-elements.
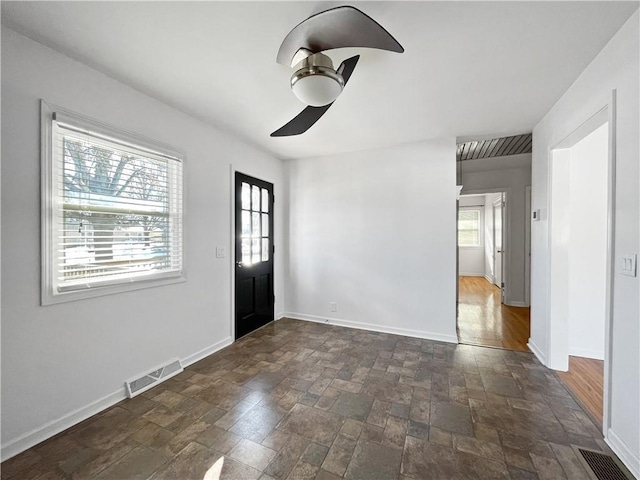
<box><xmin>456</xmin><ymin>191</ymin><xmax>530</xmax><ymax>351</ymax></box>
<box><xmin>549</xmin><ymin>107</ymin><xmax>611</xmax><ymax>427</ymax></box>
<box><xmin>234</xmin><ymin>172</ymin><xmax>275</xmax><ymax>339</ymax></box>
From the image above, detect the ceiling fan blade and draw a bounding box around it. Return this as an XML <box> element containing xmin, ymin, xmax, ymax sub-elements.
<box><xmin>336</xmin><ymin>55</ymin><xmax>359</xmax><ymax>84</ymax></box>
<box><xmin>277</xmin><ymin>6</ymin><xmax>403</xmax><ymax>67</ymax></box>
<box><xmin>271</xmin><ymin>56</ymin><xmax>360</xmax><ymax>137</ymax></box>
<box><xmin>270</xmin><ymin>105</ymin><xmax>332</xmax><ymax>137</ymax></box>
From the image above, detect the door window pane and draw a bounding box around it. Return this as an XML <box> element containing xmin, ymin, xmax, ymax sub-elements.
<box><xmin>252</xmin><ymin>212</ymin><xmax>260</xmax><ymax>238</ymax></box>
<box><xmin>262</xmin><ymin>188</ymin><xmax>269</xmax><ymax>212</ymax></box>
<box><xmin>242</xmin><ymin>239</ymin><xmax>251</xmax><ymax>264</ymax></box>
<box><xmin>262</xmin><ymin>238</ymin><xmax>269</xmax><ymax>261</ymax></box>
<box><xmin>261</xmin><ymin>214</ymin><xmax>269</xmax><ymax>237</ymax></box>
<box><xmin>251</xmin><ymin>238</ymin><xmax>260</xmax><ymax>264</ymax></box>
<box><xmin>252</xmin><ymin>186</ymin><xmax>260</xmax><ymax>211</ymax></box>
<box><xmin>241</xmin><ymin>211</ymin><xmax>250</xmax><ymax>238</ymax></box>
<box><xmin>241</xmin><ymin>183</ymin><xmax>251</xmax><ymax>210</ymax></box>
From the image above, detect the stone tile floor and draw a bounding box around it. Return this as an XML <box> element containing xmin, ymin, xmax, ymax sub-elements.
<box><xmin>1</xmin><ymin>319</ymin><xmax>608</xmax><ymax>479</ymax></box>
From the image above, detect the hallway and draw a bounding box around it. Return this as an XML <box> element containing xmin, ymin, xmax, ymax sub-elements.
<box><xmin>457</xmin><ymin>276</ymin><xmax>530</xmax><ymax>352</ymax></box>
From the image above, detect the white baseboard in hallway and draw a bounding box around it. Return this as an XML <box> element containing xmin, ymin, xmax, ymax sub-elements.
<box><xmin>282</xmin><ymin>312</ymin><xmax>459</xmax><ymax>344</ymax></box>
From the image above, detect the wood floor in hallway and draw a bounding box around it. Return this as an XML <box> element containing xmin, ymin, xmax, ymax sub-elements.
<box><xmin>457</xmin><ymin>276</ymin><xmax>530</xmax><ymax>352</ymax></box>
<box><xmin>557</xmin><ymin>356</ymin><xmax>604</xmax><ymax>426</ymax></box>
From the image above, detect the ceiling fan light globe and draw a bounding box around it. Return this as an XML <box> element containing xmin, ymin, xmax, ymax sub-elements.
<box><xmin>290</xmin><ymin>68</ymin><xmax>344</xmax><ymax>107</ymax></box>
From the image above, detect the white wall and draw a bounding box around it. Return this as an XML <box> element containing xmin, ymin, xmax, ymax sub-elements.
<box><xmin>568</xmin><ymin>124</ymin><xmax>608</xmax><ymax>360</ymax></box>
<box><xmin>484</xmin><ymin>193</ymin><xmax>503</xmax><ymax>283</ymax></box>
<box><xmin>531</xmin><ymin>11</ymin><xmax>639</xmax><ymax>477</ymax></box>
<box><xmin>0</xmin><ymin>29</ymin><xmax>285</xmax><ymax>460</ymax></box>
<box><xmin>460</xmin><ymin>154</ymin><xmax>532</xmax><ymax>306</ymax></box>
<box><xmin>458</xmin><ymin>195</ymin><xmax>485</xmax><ymax>276</ymax></box>
<box><xmin>284</xmin><ymin>139</ymin><xmax>458</xmax><ymax>343</ymax></box>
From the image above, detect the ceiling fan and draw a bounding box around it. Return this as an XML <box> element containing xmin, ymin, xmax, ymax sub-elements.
<box><xmin>270</xmin><ymin>6</ymin><xmax>404</xmax><ymax>137</ymax></box>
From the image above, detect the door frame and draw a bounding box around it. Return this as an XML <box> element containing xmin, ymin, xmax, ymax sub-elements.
<box><xmin>525</xmin><ymin>186</ymin><xmax>531</xmax><ymax>307</ymax></box>
<box><xmin>492</xmin><ymin>194</ymin><xmax>505</xmax><ymax>302</ymax></box>
<box><xmin>547</xmin><ymin>92</ymin><xmax>616</xmax><ymax>437</ymax></box>
<box><xmin>459</xmin><ymin>187</ymin><xmax>512</xmax><ymax>304</ymax></box>
<box><xmin>229</xmin><ymin>166</ymin><xmax>277</xmax><ymax>341</ymax></box>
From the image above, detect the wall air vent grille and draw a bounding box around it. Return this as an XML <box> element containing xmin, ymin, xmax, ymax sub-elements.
<box><xmin>572</xmin><ymin>446</ymin><xmax>632</xmax><ymax>480</ymax></box>
<box><xmin>125</xmin><ymin>358</ymin><xmax>183</xmax><ymax>398</ymax></box>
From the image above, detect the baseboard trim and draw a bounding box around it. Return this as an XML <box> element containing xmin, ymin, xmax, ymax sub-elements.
<box><xmin>506</xmin><ymin>301</ymin><xmax>529</xmax><ymax>307</ymax></box>
<box><xmin>568</xmin><ymin>348</ymin><xmax>605</xmax><ymax>361</ymax></box>
<box><xmin>0</xmin><ymin>388</ymin><xmax>126</xmax><ymax>462</ymax></box>
<box><xmin>605</xmin><ymin>428</ymin><xmax>640</xmax><ymax>479</ymax></box>
<box><xmin>0</xmin><ymin>337</ymin><xmax>234</xmax><ymax>462</ymax></box>
<box><xmin>484</xmin><ymin>274</ymin><xmax>495</xmax><ymax>284</ymax></box>
<box><xmin>182</xmin><ymin>336</ymin><xmax>233</xmax><ymax>368</ymax></box>
<box><xmin>458</xmin><ymin>273</ymin><xmax>485</xmax><ymax>277</ymax></box>
<box><xmin>527</xmin><ymin>338</ymin><xmax>547</xmax><ymax>366</ymax></box>
<box><xmin>283</xmin><ymin>312</ymin><xmax>459</xmax><ymax>344</ymax></box>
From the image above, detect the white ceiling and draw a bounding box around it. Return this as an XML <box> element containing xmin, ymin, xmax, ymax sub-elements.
<box><xmin>2</xmin><ymin>1</ymin><xmax>637</xmax><ymax>160</ymax></box>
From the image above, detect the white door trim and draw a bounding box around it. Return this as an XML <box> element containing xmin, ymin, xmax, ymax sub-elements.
<box><xmin>462</xmin><ymin>188</ymin><xmax>512</xmax><ymax>305</ymax></box>
<box><xmin>493</xmin><ymin>195</ymin><xmax>505</xmax><ymax>302</ymax></box>
<box><xmin>525</xmin><ymin>186</ymin><xmax>531</xmax><ymax>307</ymax></box>
<box><xmin>546</xmin><ymin>91</ymin><xmax>616</xmax><ymax>439</ymax></box>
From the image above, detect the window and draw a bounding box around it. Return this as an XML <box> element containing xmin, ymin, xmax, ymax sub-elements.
<box><xmin>458</xmin><ymin>208</ymin><xmax>482</xmax><ymax>247</ymax></box>
<box><xmin>240</xmin><ymin>182</ymin><xmax>270</xmax><ymax>265</ymax></box>
<box><xmin>41</xmin><ymin>102</ymin><xmax>184</xmax><ymax>304</ymax></box>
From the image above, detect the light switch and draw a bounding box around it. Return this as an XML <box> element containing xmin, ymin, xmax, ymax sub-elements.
<box><xmin>620</xmin><ymin>254</ymin><xmax>637</xmax><ymax>277</ymax></box>
<box><xmin>216</xmin><ymin>247</ymin><xmax>225</xmax><ymax>258</ymax></box>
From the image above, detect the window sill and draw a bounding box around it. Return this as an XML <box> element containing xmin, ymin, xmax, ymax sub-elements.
<box><xmin>41</xmin><ymin>273</ymin><xmax>186</xmax><ymax>306</ymax></box>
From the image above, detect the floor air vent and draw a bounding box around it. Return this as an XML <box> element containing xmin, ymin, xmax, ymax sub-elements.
<box><xmin>573</xmin><ymin>447</ymin><xmax>632</xmax><ymax>480</ymax></box>
<box><xmin>125</xmin><ymin>358</ymin><xmax>183</xmax><ymax>398</ymax></box>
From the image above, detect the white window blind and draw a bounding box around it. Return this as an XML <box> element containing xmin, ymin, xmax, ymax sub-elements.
<box><xmin>458</xmin><ymin>208</ymin><xmax>481</xmax><ymax>247</ymax></box>
<box><xmin>42</xmin><ymin>103</ymin><xmax>184</xmax><ymax>303</ymax></box>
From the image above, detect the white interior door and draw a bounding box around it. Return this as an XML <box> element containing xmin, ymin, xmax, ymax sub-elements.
<box><xmin>493</xmin><ymin>196</ymin><xmax>504</xmax><ymax>301</ymax></box>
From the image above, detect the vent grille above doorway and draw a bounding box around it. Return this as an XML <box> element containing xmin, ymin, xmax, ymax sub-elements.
<box><xmin>457</xmin><ymin>133</ymin><xmax>532</xmax><ymax>161</ymax></box>
<box><xmin>125</xmin><ymin>359</ymin><xmax>183</xmax><ymax>398</ymax></box>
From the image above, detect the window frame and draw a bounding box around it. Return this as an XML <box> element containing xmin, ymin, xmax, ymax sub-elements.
<box><xmin>457</xmin><ymin>206</ymin><xmax>484</xmax><ymax>249</ymax></box>
<box><xmin>41</xmin><ymin>101</ymin><xmax>186</xmax><ymax>305</ymax></box>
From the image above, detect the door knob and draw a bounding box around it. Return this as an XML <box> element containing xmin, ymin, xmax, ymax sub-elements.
<box><xmin>236</xmin><ymin>262</ymin><xmax>243</xmax><ymax>268</ymax></box>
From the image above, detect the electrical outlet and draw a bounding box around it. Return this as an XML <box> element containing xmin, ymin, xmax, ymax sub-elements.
<box><xmin>216</xmin><ymin>247</ymin><xmax>225</xmax><ymax>258</ymax></box>
<box><xmin>330</xmin><ymin>302</ymin><xmax>337</xmax><ymax>312</ymax></box>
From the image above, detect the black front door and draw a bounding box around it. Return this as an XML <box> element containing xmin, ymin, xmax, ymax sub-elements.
<box><xmin>235</xmin><ymin>172</ymin><xmax>274</xmax><ymax>339</ymax></box>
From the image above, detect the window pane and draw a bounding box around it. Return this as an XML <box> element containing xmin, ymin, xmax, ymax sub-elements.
<box><xmin>241</xmin><ymin>210</ymin><xmax>250</xmax><ymax>238</ymax></box>
<box><xmin>58</xmin><ymin>133</ymin><xmax>180</xmax><ymax>289</ymax></box>
<box><xmin>252</xmin><ymin>212</ymin><xmax>260</xmax><ymax>238</ymax></box>
<box><xmin>458</xmin><ymin>229</ymin><xmax>479</xmax><ymax>246</ymax></box>
<box><xmin>251</xmin><ymin>238</ymin><xmax>260</xmax><ymax>264</ymax></box>
<box><xmin>241</xmin><ymin>183</ymin><xmax>250</xmax><ymax>210</ymax></box>
<box><xmin>242</xmin><ymin>238</ymin><xmax>251</xmax><ymax>264</ymax></box>
<box><xmin>457</xmin><ymin>209</ymin><xmax>480</xmax><ymax>247</ymax></box>
<box><xmin>262</xmin><ymin>214</ymin><xmax>269</xmax><ymax>237</ymax></box>
<box><xmin>252</xmin><ymin>185</ymin><xmax>260</xmax><ymax>211</ymax></box>
<box><xmin>261</xmin><ymin>188</ymin><xmax>269</xmax><ymax>212</ymax></box>
<box><xmin>262</xmin><ymin>238</ymin><xmax>269</xmax><ymax>262</ymax></box>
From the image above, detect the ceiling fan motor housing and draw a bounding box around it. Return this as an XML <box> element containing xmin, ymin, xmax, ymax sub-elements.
<box><xmin>290</xmin><ymin>52</ymin><xmax>345</xmax><ymax>107</ymax></box>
